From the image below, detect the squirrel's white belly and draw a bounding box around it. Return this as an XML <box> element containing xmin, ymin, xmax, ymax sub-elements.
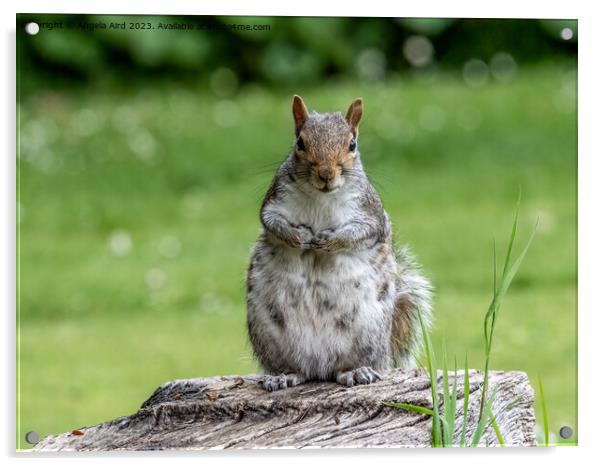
<box><xmin>278</xmin><ymin>186</ymin><xmax>360</xmax><ymax>231</ymax></box>
<box><xmin>260</xmin><ymin>245</ymin><xmax>395</xmax><ymax>378</ymax></box>
<box><xmin>247</xmin><ymin>186</ymin><xmax>397</xmax><ymax>378</ymax></box>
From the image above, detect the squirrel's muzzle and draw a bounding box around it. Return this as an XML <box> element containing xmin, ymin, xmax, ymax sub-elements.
<box><xmin>317</xmin><ymin>169</ymin><xmax>335</xmax><ymax>184</ymax></box>
<box><xmin>314</xmin><ymin>166</ymin><xmax>342</xmax><ymax>192</ymax></box>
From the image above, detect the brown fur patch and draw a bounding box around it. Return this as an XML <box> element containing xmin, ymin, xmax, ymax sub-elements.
<box><xmin>376</xmin><ymin>243</ymin><xmax>390</xmax><ymax>265</ymax></box>
<box><xmin>390</xmin><ymin>294</ymin><xmax>412</xmax><ymax>355</ymax></box>
<box><xmin>377</xmin><ymin>281</ymin><xmax>389</xmax><ymax>301</ymax></box>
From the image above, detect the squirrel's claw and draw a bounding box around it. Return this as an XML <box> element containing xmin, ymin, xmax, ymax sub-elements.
<box><xmin>336</xmin><ymin>366</ymin><xmax>382</xmax><ymax>387</ymax></box>
<box><xmin>262</xmin><ymin>373</ymin><xmax>305</xmax><ymax>391</ymax></box>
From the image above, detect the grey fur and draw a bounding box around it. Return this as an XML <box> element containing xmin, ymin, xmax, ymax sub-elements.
<box><xmin>246</xmin><ymin>98</ymin><xmax>432</xmax><ymax>391</ymax></box>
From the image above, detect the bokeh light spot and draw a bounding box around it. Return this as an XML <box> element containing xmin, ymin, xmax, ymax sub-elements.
<box><xmin>200</xmin><ymin>292</ymin><xmax>230</xmax><ymax>315</ymax></box>
<box><xmin>212</xmin><ymin>100</ymin><xmax>240</xmax><ymax>128</ymax></box>
<box><xmin>72</xmin><ymin>108</ymin><xmax>102</xmax><ymax>137</ymax></box>
<box><xmin>25</xmin><ymin>23</ymin><xmax>39</xmax><ymax>35</ymax></box>
<box><xmin>463</xmin><ymin>59</ymin><xmax>489</xmax><ymax>87</ymax></box>
<box><xmin>146</xmin><ymin>268</ymin><xmax>167</xmax><ymax>290</ymax></box>
<box><xmin>128</xmin><ymin>129</ymin><xmax>157</xmax><ymax>161</ymax></box>
<box><xmin>108</xmin><ymin>230</ymin><xmax>132</xmax><ymax>257</ymax></box>
<box><xmin>530</xmin><ymin>209</ymin><xmax>557</xmax><ymax>234</ymax></box>
<box><xmin>560</xmin><ymin>28</ymin><xmax>573</xmax><ymax>40</ymax></box>
<box><xmin>490</xmin><ymin>52</ymin><xmax>518</xmax><ymax>83</ymax></box>
<box><xmin>112</xmin><ymin>106</ymin><xmax>139</xmax><ymax>133</ymax></box>
<box><xmin>356</xmin><ymin>48</ymin><xmax>387</xmax><ymax>81</ymax></box>
<box><xmin>403</xmin><ymin>35</ymin><xmax>434</xmax><ymax>68</ymax></box>
<box><xmin>210</xmin><ymin>67</ymin><xmax>239</xmax><ymax>98</ymax></box>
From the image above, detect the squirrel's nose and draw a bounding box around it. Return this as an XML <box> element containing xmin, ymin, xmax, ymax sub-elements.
<box><xmin>317</xmin><ymin>171</ymin><xmax>335</xmax><ymax>183</ymax></box>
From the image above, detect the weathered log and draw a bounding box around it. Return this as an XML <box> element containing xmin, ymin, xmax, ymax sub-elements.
<box><xmin>33</xmin><ymin>369</ymin><xmax>535</xmax><ymax>450</ymax></box>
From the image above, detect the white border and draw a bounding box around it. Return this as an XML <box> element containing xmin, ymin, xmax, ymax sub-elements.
<box><xmin>5</xmin><ymin>0</ymin><xmax>587</xmax><ymax>18</ymax></box>
<box><xmin>3</xmin><ymin>1</ymin><xmax>600</xmax><ymax>465</ymax></box>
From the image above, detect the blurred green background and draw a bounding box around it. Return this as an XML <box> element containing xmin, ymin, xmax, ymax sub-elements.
<box><xmin>17</xmin><ymin>15</ymin><xmax>577</xmax><ymax>449</ymax></box>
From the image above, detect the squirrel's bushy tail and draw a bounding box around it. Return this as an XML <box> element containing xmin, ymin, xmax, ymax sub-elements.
<box><xmin>390</xmin><ymin>245</ymin><xmax>433</xmax><ymax>368</ymax></box>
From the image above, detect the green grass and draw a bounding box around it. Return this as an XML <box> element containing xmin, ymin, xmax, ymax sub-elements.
<box><xmin>539</xmin><ymin>377</ymin><xmax>550</xmax><ymax>446</ymax></box>
<box><xmin>480</xmin><ymin>192</ymin><xmax>537</xmax><ymax>423</ymax></box>
<box><xmin>384</xmin><ymin>203</ymin><xmax>536</xmax><ymax>447</ymax></box>
<box><xmin>17</xmin><ymin>63</ymin><xmax>577</xmax><ymax>449</ymax></box>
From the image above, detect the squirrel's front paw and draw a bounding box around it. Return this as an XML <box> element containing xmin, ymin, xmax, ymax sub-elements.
<box><xmin>262</xmin><ymin>373</ymin><xmax>306</xmax><ymax>392</ymax></box>
<box><xmin>311</xmin><ymin>228</ymin><xmax>337</xmax><ymax>250</ymax></box>
<box><xmin>336</xmin><ymin>367</ymin><xmax>382</xmax><ymax>387</ymax></box>
<box><xmin>293</xmin><ymin>224</ymin><xmax>314</xmax><ymax>249</ymax></box>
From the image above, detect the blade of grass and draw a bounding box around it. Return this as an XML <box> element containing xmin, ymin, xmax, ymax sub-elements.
<box><xmin>485</xmin><ymin>190</ymin><xmax>521</xmax><ymax>342</ymax></box>
<box><xmin>460</xmin><ymin>355</ymin><xmax>469</xmax><ymax>447</ymax></box>
<box><xmin>442</xmin><ymin>344</ymin><xmax>451</xmax><ymax>446</ymax></box>
<box><xmin>439</xmin><ymin>418</ymin><xmax>450</xmax><ymax>440</ymax></box>
<box><xmin>491</xmin><ymin>415</ymin><xmax>505</xmax><ymax>447</ymax></box>
<box><xmin>472</xmin><ymin>388</ymin><xmax>497</xmax><ymax>447</ymax></box>
<box><xmin>493</xmin><ymin>238</ymin><xmax>497</xmax><ymax>295</ymax></box>
<box><xmin>486</xmin><ymin>239</ymin><xmax>497</xmax><ymax>351</ymax></box>
<box><xmin>482</xmin><ymin>239</ymin><xmax>499</xmax><ymax>417</ymax></box>
<box><xmin>486</xmin><ymin>243</ymin><xmax>493</xmax><ymax>345</ymax></box>
<box><xmin>484</xmin><ymin>190</ymin><xmax>520</xmax><ymax>346</ymax></box>
<box><xmin>392</xmin><ymin>200</ymin><xmax>535</xmax><ymax>448</ymax></box>
<box><xmin>488</xmin><ymin>222</ymin><xmax>537</xmax><ymax>321</ymax></box>
<box><xmin>446</xmin><ymin>357</ymin><xmax>458</xmax><ymax>446</ymax></box>
<box><xmin>382</xmin><ymin>402</ymin><xmax>434</xmax><ymax>417</ymax></box>
<box><xmin>502</xmin><ymin>189</ymin><xmax>522</xmax><ymax>277</ymax></box>
<box><xmin>480</xmin><ymin>207</ymin><xmax>537</xmax><ymax>418</ymax></box>
<box><xmin>418</xmin><ymin>310</ymin><xmax>442</xmax><ymax>447</ymax></box>
<box><xmin>538</xmin><ymin>377</ymin><xmax>549</xmax><ymax>447</ymax></box>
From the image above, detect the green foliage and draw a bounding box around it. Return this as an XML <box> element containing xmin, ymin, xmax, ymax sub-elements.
<box><xmin>17</xmin><ymin>15</ymin><xmax>576</xmax><ymax>97</ymax></box>
<box><xmin>539</xmin><ymin>20</ymin><xmax>578</xmax><ymax>42</ymax></box>
<box><xmin>441</xmin><ymin>354</ymin><xmax>458</xmax><ymax>446</ymax></box>
<box><xmin>538</xmin><ymin>377</ymin><xmax>550</xmax><ymax>446</ymax></box>
<box><xmin>395</xmin><ymin>18</ymin><xmax>455</xmax><ymax>36</ymax></box>
<box><xmin>470</xmin><ymin>388</ymin><xmax>497</xmax><ymax>447</ymax></box>
<box><xmin>419</xmin><ymin>310</ymin><xmax>443</xmax><ymax>447</ymax></box>
<box><xmin>384</xmin><ymin>313</ymin><xmax>494</xmax><ymax>447</ymax></box>
<box><xmin>381</xmin><ymin>402</ymin><xmax>433</xmax><ymax>417</ymax></box>
<box><xmin>491</xmin><ymin>415</ymin><xmax>505</xmax><ymax>447</ymax></box>
<box><xmin>460</xmin><ymin>355</ymin><xmax>469</xmax><ymax>447</ymax></box>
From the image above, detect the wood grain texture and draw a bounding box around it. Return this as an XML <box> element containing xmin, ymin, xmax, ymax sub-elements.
<box><xmin>33</xmin><ymin>369</ymin><xmax>536</xmax><ymax>450</ymax></box>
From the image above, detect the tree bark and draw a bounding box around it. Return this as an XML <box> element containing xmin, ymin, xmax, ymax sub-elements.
<box><xmin>33</xmin><ymin>369</ymin><xmax>536</xmax><ymax>450</ymax></box>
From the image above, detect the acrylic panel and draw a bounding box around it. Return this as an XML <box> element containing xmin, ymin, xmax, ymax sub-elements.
<box><xmin>16</xmin><ymin>14</ymin><xmax>577</xmax><ymax>450</ymax></box>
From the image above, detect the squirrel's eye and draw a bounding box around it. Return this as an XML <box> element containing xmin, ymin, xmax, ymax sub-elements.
<box><xmin>349</xmin><ymin>139</ymin><xmax>357</xmax><ymax>152</ymax></box>
<box><xmin>296</xmin><ymin>138</ymin><xmax>305</xmax><ymax>151</ymax></box>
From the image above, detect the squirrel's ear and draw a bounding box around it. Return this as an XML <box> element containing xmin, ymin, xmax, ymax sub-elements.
<box><xmin>292</xmin><ymin>95</ymin><xmax>309</xmax><ymax>136</ymax></box>
<box><xmin>345</xmin><ymin>98</ymin><xmax>363</xmax><ymax>137</ymax></box>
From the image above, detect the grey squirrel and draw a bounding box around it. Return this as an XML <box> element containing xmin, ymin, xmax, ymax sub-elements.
<box><xmin>246</xmin><ymin>95</ymin><xmax>432</xmax><ymax>391</ymax></box>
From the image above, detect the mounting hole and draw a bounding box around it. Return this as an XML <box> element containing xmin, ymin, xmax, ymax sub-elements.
<box><xmin>25</xmin><ymin>22</ymin><xmax>40</xmax><ymax>35</ymax></box>
<box><xmin>559</xmin><ymin>425</ymin><xmax>573</xmax><ymax>439</ymax></box>
<box><xmin>25</xmin><ymin>431</ymin><xmax>39</xmax><ymax>445</ymax></box>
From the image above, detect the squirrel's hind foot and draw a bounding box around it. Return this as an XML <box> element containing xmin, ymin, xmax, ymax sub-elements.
<box><xmin>336</xmin><ymin>367</ymin><xmax>382</xmax><ymax>387</ymax></box>
<box><xmin>262</xmin><ymin>373</ymin><xmax>306</xmax><ymax>392</ymax></box>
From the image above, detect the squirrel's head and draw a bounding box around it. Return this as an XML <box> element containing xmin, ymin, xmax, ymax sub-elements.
<box><xmin>291</xmin><ymin>95</ymin><xmax>363</xmax><ymax>193</ymax></box>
